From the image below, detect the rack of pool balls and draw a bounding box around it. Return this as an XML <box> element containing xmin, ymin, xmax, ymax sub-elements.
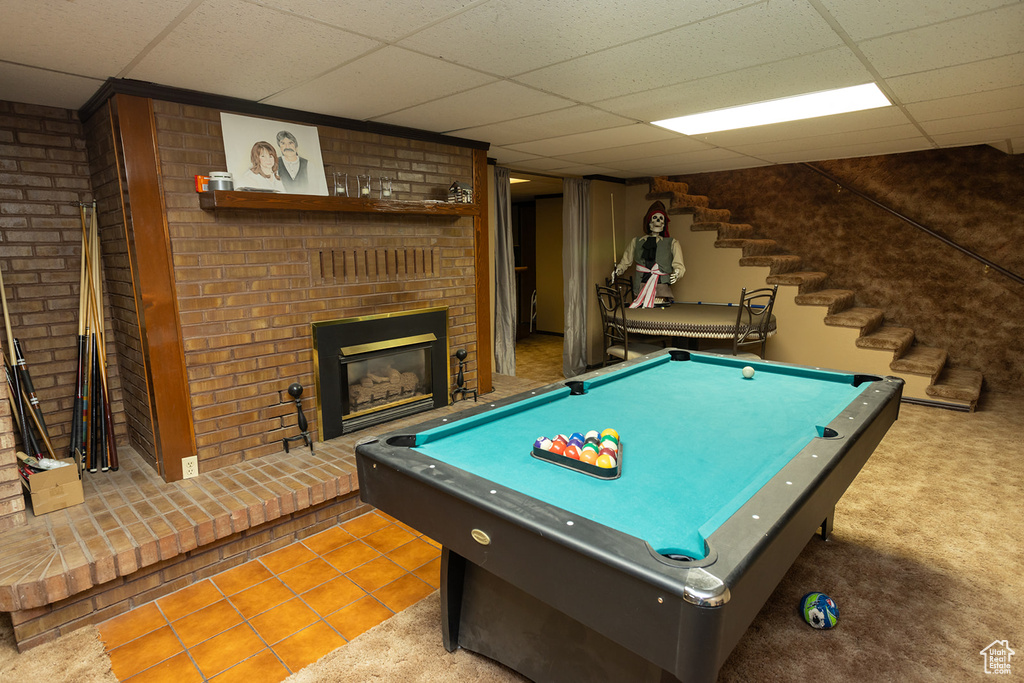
<box><xmin>531</xmin><ymin>429</ymin><xmax>621</xmax><ymax>479</ymax></box>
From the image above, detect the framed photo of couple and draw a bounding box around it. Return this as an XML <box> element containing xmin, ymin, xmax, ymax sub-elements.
<box><xmin>220</xmin><ymin>112</ymin><xmax>329</xmax><ymax>195</ymax></box>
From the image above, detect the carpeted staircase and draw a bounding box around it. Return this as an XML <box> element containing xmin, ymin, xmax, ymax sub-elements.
<box><xmin>644</xmin><ymin>176</ymin><xmax>984</xmax><ymax>410</ymax></box>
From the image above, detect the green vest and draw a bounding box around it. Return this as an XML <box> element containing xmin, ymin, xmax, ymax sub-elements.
<box><xmin>631</xmin><ymin>236</ymin><xmax>674</xmax><ymax>295</ymax></box>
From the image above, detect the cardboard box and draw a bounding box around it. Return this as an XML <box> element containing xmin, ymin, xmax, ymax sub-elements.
<box><xmin>21</xmin><ymin>459</ymin><xmax>84</xmax><ymax>514</ymax></box>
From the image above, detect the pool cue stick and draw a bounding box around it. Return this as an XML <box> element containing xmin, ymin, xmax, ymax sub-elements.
<box><xmin>3</xmin><ymin>357</ymin><xmax>36</xmax><ymax>457</ymax></box>
<box><xmin>0</xmin><ymin>265</ymin><xmax>36</xmax><ymax>457</ymax></box>
<box><xmin>1</xmin><ymin>347</ymin><xmax>56</xmax><ymax>461</ymax></box>
<box><xmin>13</xmin><ymin>338</ymin><xmax>50</xmax><ymax>441</ymax></box>
<box><xmin>69</xmin><ymin>204</ymin><xmax>90</xmax><ymax>466</ymax></box>
<box><xmin>85</xmin><ymin>202</ymin><xmax>116</xmax><ymax>471</ymax></box>
<box><xmin>70</xmin><ymin>334</ymin><xmax>86</xmax><ymax>474</ymax></box>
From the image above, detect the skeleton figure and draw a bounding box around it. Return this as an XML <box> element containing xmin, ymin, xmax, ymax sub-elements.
<box><xmin>611</xmin><ymin>201</ymin><xmax>685</xmax><ymax>305</ymax></box>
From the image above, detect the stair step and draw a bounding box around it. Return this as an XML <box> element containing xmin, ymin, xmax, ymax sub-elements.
<box><xmin>668</xmin><ymin>194</ymin><xmax>710</xmax><ymax>210</ymax></box>
<box><xmin>891</xmin><ymin>346</ymin><xmax>948</xmax><ymax>379</ymax></box>
<box><xmin>767</xmin><ymin>271</ymin><xmax>829</xmax><ymax>293</ymax></box>
<box><xmin>713</xmin><ymin>238</ymin><xmax>776</xmax><ymax>254</ymax></box>
<box><xmin>693</xmin><ymin>206</ymin><xmax>731</xmax><ymax>223</ymax></box>
<box><xmin>740</xmin><ymin>239</ymin><xmax>778</xmax><ymax>257</ymax></box>
<box><xmin>794</xmin><ymin>289</ymin><xmax>855</xmax><ymax>315</ymax></box>
<box><xmin>926</xmin><ymin>368</ymin><xmax>983</xmax><ymax>408</ymax></box>
<box><xmin>647</xmin><ymin>177</ymin><xmax>689</xmax><ymax>195</ymax></box>
<box><xmin>692</xmin><ymin>221</ymin><xmax>757</xmax><ymax>238</ymax></box>
<box><xmin>825</xmin><ymin>307</ymin><xmax>885</xmax><ymax>333</ymax></box>
<box><xmin>739</xmin><ymin>253</ymin><xmax>802</xmax><ymax>275</ymax></box>
<box><xmin>857</xmin><ymin>325</ymin><xmax>915</xmax><ymax>357</ymax></box>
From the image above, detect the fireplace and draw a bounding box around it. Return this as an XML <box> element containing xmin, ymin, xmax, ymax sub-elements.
<box><xmin>313</xmin><ymin>307</ymin><xmax>450</xmax><ymax>439</ymax></box>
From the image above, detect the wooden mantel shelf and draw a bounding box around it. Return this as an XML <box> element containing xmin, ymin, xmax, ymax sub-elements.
<box><xmin>198</xmin><ymin>189</ymin><xmax>479</xmax><ymax>216</ymax></box>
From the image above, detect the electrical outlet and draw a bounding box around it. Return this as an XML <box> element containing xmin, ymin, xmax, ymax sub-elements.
<box><xmin>182</xmin><ymin>456</ymin><xmax>199</xmax><ymax>479</ymax></box>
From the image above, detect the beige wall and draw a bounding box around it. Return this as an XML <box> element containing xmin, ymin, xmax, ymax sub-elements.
<box><xmin>535</xmin><ymin>196</ymin><xmax>564</xmax><ymax>334</ymax></box>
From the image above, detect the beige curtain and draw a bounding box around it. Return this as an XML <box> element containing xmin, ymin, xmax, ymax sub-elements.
<box><xmin>493</xmin><ymin>166</ymin><xmax>516</xmax><ymax>375</ymax></box>
<box><xmin>562</xmin><ymin>178</ymin><xmax>589</xmax><ymax>377</ymax></box>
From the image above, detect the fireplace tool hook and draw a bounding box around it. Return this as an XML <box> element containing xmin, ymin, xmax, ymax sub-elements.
<box><xmin>283</xmin><ymin>382</ymin><xmax>314</xmax><ymax>453</ymax></box>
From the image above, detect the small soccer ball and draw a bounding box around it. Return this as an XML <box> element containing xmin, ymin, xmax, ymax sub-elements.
<box><xmin>800</xmin><ymin>592</ymin><xmax>839</xmax><ymax>629</ymax></box>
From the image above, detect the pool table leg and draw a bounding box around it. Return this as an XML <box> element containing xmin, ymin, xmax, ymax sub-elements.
<box><xmin>820</xmin><ymin>506</ymin><xmax>835</xmax><ymax>541</ymax></box>
<box><xmin>440</xmin><ymin>547</ymin><xmax>466</xmax><ymax>652</ymax></box>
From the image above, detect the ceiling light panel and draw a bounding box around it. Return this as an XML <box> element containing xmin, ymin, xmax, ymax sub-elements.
<box><xmin>652</xmin><ymin>84</ymin><xmax>892</xmax><ymax>135</ymax></box>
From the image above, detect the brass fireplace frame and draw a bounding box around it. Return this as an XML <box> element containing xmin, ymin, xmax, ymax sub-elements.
<box><xmin>312</xmin><ymin>306</ymin><xmax>450</xmax><ymax>441</ymax></box>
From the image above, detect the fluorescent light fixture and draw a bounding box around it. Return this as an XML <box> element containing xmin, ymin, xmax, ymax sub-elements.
<box><xmin>652</xmin><ymin>83</ymin><xmax>891</xmax><ymax>135</ymax></box>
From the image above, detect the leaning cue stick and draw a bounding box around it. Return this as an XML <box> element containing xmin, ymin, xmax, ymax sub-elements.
<box><xmin>13</xmin><ymin>338</ymin><xmax>50</xmax><ymax>441</ymax></box>
<box><xmin>69</xmin><ymin>203</ymin><xmax>90</xmax><ymax>467</ymax></box>
<box><xmin>84</xmin><ymin>201</ymin><xmax>117</xmax><ymax>471</ymax></box>
<box><xmin>0</xmin><ymin>264</ymin><xmax>36</xmax><ymax>457</ymax></box>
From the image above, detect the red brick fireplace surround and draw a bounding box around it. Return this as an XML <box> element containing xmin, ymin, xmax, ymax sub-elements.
<box><xmin>0</xmin><ymin>81</ymin><xmax>493</xmax><ymax>649</ymax></box>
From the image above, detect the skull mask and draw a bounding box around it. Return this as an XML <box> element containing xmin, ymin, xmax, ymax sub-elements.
<box><xmin>648</xmin><ymin>212</ymin><xmax>666</xmax><ymax>233</ymax></box>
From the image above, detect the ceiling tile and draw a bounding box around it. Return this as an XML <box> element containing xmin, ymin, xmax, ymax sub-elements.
<box><xmin>489</xmin><ymin>147</ymin><xmax>546</xmax><ymax>165</ymax></box>
<box><xmin>371</xmin><ymin>81</ymin><xmax>575</xmax><ymax>132</ymax></box>
<box><xmin>905</xmin><ymin>85</ymin><xmax>1024</xmax><ymax>122</ymax></box>
<box><xmin>396</xmin><ymin>0</ymin><xmax>756</xmax><ymax>77</ymax></box>
<box><xmin>609</xmin><ymin>149</ymin><xmax>766</xmax><ymax>175</ymax></box>
<box><xmin>859</xmin><ymin>4</ymin><xmax>1024</xmax><ymax>77</ymax></box>
<box><xmin>557</xmin><ymin>137</ymin><xmax>714</xmax><ymax>165</ymax></box>
<box><xmin>450</xmin><ymin>106</ymin><xmax>635</xmax><ymax>147</ymax></box>
<box><xmin>506</xmin><ymin>156</ymin><xmax>581</xmax><ymax>172</ymax></box>
<box><xmin>0</xmin><ymin>0</ymin><xmax>196</xmax><ymax>76</ymax></box>
<box><xmin>931</xmin><ymin>124</ymin><xmax>1024</xmax><ymax>148</ymax></box>
<box><xmin>758</xmin><ymin>137</ymin><xmax>936</xmax><ymax>164</ymax></box>
<box><xmin>919</xmin><ymin>108</ymin><xmax>1024</xmax><ymax>136</ymax></box>
<box><xmin>887</xmin><ymin>53</ymin><xmax>1024</xmax><ymax>104</ymax></box>
<box><xmin>505</xmin><ymin>124</ymin><xmax>676</xmax><ymax>157</ymax></box>
<box><xmin>816</xmin><ymin>0</ymin><xmax>1011</xmax><ymax>40</ymax></box>
<box><xmin>543</xmin><ymin>163</ymin><xmax>624</xmax><ymax>177</ymax></box>
<box><xmin>729</xmin><ymin>123</ymin><xmax>926</xmax><ymax>157</ymax></box>
<box><xmin>516</xmin><ymin>1</ymin><xmax>843</xmax><ymax>103</ymax></box>
<box><xmin>261</xmin><ymin>47</ymin><xmax>496</xmax><ymax>120</ymax></box>
<box><xmin>595</xmin><ymin>47</ymin><xmax>872</xmax><ymax>122</ymax></box>
<box><xmin>126</xmin><ymin>0</ymin><xmax>381</xmax><ymax>101</ymax></box>
<box><xmin>254</xmin><ymin>0</ymin><xmax>480</xmax><ymax>42</ymax></box>
<box><xmin>0</xmin><ymin>64</ymin><xmax>104</xmax><ymax>111</ymax></box>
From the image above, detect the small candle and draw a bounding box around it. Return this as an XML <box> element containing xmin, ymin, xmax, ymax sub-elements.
<box><xmin>361</xmin><ymin>186</ymin><xmax>370</xmax><ymax>196</ymax></box>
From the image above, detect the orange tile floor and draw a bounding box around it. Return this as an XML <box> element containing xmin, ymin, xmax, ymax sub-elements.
<box><xmin>97</xmin><ymin>510</ymin><xmax>441</xmax><ymax>682</ymax></box>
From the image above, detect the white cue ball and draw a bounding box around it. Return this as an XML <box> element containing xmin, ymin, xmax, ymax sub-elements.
<box><xmin>742</xmin><ymin>366</ymin><xmax>755</xmax><ymax>379</ymax></box>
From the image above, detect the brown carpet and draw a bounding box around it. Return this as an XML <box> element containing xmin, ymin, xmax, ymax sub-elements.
<box><xmin>3</xmin><ymin>384</ymin><xmax>1022</xmax><ymax>682</ymax></box>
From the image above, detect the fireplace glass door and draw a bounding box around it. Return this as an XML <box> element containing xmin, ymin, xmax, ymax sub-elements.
<box><xmin>339</xmin><ymin>344</ymin><xmax>432</xmax><ymax>428</ymax></box>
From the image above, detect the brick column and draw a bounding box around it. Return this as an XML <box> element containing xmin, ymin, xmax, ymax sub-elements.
<box><xmin>0</xmin><ymin>378</ymin><xmax>26</xmax><ymax>530</ymax></box>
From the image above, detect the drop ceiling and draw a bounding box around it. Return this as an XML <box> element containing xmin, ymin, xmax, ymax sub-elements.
<box><xmin>2</xmin><ymin>0</ymin><xmax>1021</xmax><ymax>179</ymax></box>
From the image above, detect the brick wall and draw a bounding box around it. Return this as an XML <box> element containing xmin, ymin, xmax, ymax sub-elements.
<box><xmin>0</xmin><ymin>379</ymin><xmax>24</xmax><ymax>530</ymax></box>
<box><xmin>152</xmin><ymin>101</ymin><xmax>478</xmax><ymax>472</ymax></box>
<box><xmin>0</xmin><ymin>101</ymin><xmax>124</xmax><ymax>528</ymax></box>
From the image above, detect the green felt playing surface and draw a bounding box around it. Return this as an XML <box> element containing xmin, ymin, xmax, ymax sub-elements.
<box><xmin>415</xmin><ymin>354</ymin><xmax>865</xmax><ymax>559</ymax></box>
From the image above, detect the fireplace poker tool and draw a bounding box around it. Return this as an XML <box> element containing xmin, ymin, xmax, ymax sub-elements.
<box><xmin>282</xmin><ymin>382</ymin><xmax>313</xmax><ymax>453</ymax></box>
<box><xmin>450</xmin><ymin>349</ymin><xmax>477</xmax><ymax>403</ymax></box>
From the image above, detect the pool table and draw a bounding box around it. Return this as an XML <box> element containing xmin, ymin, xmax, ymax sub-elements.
<box><xmin>355</xmin><ymin>350</ymin><xmax>904</xmax><ymax>683</ymax></box>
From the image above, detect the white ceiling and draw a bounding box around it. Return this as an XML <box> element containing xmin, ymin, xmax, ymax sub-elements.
<box><xmin>2</xmin><ymin>0</ymin><xmax>1022</xmax><ymax>181</ymax></box>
